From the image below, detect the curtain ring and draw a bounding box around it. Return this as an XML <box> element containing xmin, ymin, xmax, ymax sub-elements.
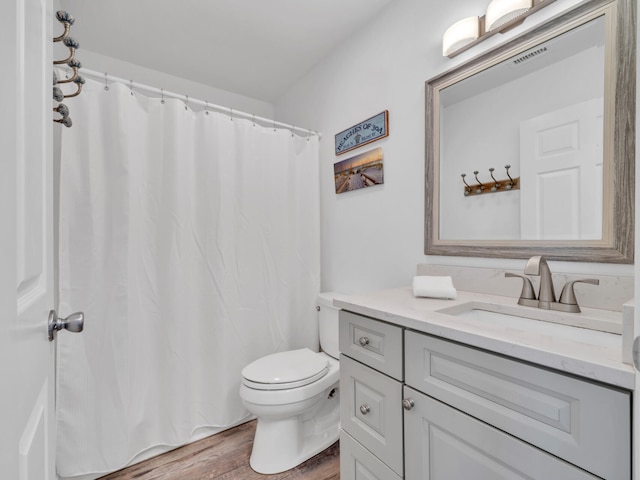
<box><xmin>104</xmin><ymin>72</ymin><xmax>109</xmax><ymax>91</ymax></box>
<box><xmin>252</xmin><ymin>114</ymin><xmax>256</xmax><ymax>127</ymax></box>
<box><xmin>230</xmin><ymin>108</ymin><xmax>234</xmax><ymax>121</ymax></box>
<box><xmin>185</xmin><ymin>95</ymin><xmax>189</xmax><ymax>111</ymax></box>
<box><xmin>129</xmin><ymin>80</ymin><xmax>134</xmax><ymax>96</ymax></box>
<box><xmin>205</xmin><ymin>101</ymin><xmax>209</xmax><ymax>115</ymax></box>
<box><xmin>273</xmin><ymin>120</ymin><xmax>276</xmax><ymax>132</ymax></box>
<box><xmin>160</xmin><ymin>88</ymin><xmax>165</xmax><ymax>104</ymax></box>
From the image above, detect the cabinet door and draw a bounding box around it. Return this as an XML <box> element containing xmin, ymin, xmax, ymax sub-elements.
<box><xmin>403</xmin><ymin>387</ymin><xmax>600</xmax><ymax>480</ymax></box>
<box><xmin>405</xmin><ymin>331</ymin><xmax>630</xmax><ymax>479</ymax></box>
<box><xmin>340</xmin><ymin>355</ymin><xmax>403</xmax><ymax>476</ymax></box>
<box><xmin>340</xmin><ymin>430</ymin><xmax>402</xmax><ymax>480</ymax></box>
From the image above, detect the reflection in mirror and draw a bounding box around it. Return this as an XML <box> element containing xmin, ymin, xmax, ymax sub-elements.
<box><xmin>440</xmin><ymin>17</ymin><xmax>605</xmax><ymax>241</ymax></box>
<box><xmin>425</xmin><ymin>0</ymin><xmax>634</xmax><ymax>263</ymax></box>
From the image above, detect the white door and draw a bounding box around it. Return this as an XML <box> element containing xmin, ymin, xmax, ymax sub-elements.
<box><xmin>1</xmin><ymin>0</ymin><xmax>56</xmax><ymax>477</ymax></box>
<box><xmin>520</xmin><ymin>99</ymin><xmax>603</xmax><ymax>240</ymax></box>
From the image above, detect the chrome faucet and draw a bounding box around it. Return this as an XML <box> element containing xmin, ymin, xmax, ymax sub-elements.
<box><xmin>523</xmin><ymin>255</ymin><xmax>556</xmax><ymax>309</ymax></box>
<box><xmin>505</xmin><ymin>255</ymin><xmax>600</xmax><ymax>313</ymax></box>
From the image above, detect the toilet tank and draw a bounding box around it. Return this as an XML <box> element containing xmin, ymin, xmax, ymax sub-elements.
<box><xmin>317</xmin><ymin>292</ymin><xmax>341</xmax><ymax>359</ymax></box>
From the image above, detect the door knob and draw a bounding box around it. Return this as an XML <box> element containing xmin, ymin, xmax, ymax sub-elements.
<box><xmin>48</xmin><ymin>310</ymin><xmax>84</xmax><ymax>341</ymax></box>
<box><xmin>633</xmin><ymin>337</ymin><xmax>640</xmax><ymax>372</ymax></box>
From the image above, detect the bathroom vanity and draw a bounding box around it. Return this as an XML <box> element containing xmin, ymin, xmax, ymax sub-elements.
<box><xmin>337</xmin><ymin>283</ymin><xmax>633</xmax><ymax>479</ymax></box>
<box><xmin>336</xmin><ymin>0</ymin><xmax>636</xmax><ymax>475</ymax></box>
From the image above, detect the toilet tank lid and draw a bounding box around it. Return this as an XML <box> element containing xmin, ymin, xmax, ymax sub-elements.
<box><xmin>317</xmin><ymin>292</ymin><xmax>342</xmax><ymax>308</ymax></box>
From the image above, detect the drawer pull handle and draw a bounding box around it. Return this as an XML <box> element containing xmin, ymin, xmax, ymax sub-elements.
<box><xmin>358</xmin><ymin>336</ymin><xmax>370</xmax><ymax>347</ymax></box>
<box><xmin>402</xmin><ymin>399</ymin><xmax>415</xmax><ymax>411</ymax></box>
<box><xmin>359</xmin><ymin>404</ymin><xmax>370</xmax><ymax>415</ymax></box>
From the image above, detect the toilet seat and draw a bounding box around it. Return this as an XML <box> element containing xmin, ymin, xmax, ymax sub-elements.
<box><xmin>241</xmin><ymin>348</ymin><xmax>329</xmax><ymax>391</ymax></box>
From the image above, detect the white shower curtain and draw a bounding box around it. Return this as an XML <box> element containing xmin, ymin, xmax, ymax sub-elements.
<box><xmin>56</xmin><ymin>78</ymin><xmax>320</xmax><ymax>478</ymax></box>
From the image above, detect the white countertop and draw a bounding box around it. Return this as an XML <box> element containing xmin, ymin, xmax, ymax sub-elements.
<box><xmin>334</xmin><ymin>287</ymin><xmax>635</xmax><ymax>390</ymax></box>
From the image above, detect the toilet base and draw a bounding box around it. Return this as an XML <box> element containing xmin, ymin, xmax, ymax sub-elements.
<box><xmin>248</xmin><ymin>385</ymin><xmax>340</xmax><ymax>474</ymax></box>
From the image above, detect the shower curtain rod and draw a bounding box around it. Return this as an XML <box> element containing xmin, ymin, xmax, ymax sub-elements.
<box><xmin>69</xmin><ymin>68</ymin><xmax>323</xmax><ymax>139</ymax></box>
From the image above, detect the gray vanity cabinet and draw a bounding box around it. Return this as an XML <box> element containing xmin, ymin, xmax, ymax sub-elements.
<box><xmin>340</xmin><ymin>429</ymin><xmax>402</xmax><ymax>480</ymax></box>
<box><xmin>339</xmin><ymin>311</ymin><xmax>403</xmax><ymax>480</ymax></box>
<box><xmin>403</xmin><ymin>387</ymin><xmax>600</xmax><ymax>480</ymax></box>
<box><xmin>339</xmin><ymin>310</ymin><xmax>632</xmax><ymax>480</ymax></box>
<box><xmin>405</xmin><ymin>332</ymin><xmax>631</xmax><ymax>479</ymax></box>
<box><xmin>340</xmin><ymin>356</ymin><xmax>403</xmax><ymax>479</ymax></box>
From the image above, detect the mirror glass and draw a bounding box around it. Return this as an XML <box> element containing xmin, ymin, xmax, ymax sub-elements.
<box><xmin>425</xmin><ymin>0</ymin><xmax>634</xmax><ymax>263</ymax></box>
<box><xmin>440</xmin><ymin>17</ymin><xmax>604</xmax><ymax>241</ymax></box>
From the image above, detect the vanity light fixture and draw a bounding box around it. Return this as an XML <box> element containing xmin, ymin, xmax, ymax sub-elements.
<box><xmin>442</xmin><ymin>16</ymin><xmax>480</xmax><ymax>57</ymax></box>
<box><xmin>485</xmin><ymin>0</ymin><xmax>533</xmax><ymax>32</ymax></box>
<box><xmin>442</xmin><ymin>0</ymin><xmax>556</xmax><ymax>58</ymax></box>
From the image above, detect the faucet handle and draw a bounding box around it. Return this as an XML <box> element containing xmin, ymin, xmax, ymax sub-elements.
<box><xmin>557</xmin><ymin>279</ymin><xmax>600</xmax><ymax>312</ymax></box>
<box><xmin>505</xmin><ymin>272</ymin><xmax>538</xmax><ymax>307</ymax></box>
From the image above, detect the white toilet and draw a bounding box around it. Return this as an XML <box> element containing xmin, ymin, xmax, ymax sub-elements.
<box><xmin>239</xmin><ymin>292</ymin><xmax>341</xmax><ymax>474</ymax></box>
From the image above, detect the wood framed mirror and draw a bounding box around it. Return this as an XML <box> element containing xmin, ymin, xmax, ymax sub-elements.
<box><xmin>425</xmin><ymin>0</ymin><xmax>634</xmax><ymax>263</ymax></box>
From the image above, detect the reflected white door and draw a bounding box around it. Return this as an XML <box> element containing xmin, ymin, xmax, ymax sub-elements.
<box><xmin>520</xmin><ymin>99</ymin><xmax>603</xmax><ymax>240</ymax></box>
<box><xmin>0</xmin><ymin>0</ymin><xmax>56</xmax><ymax>478</ymax></box>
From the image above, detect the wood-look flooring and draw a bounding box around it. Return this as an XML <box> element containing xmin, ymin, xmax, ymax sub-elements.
<box><xmin>98</xmin><ymin>420</ymin><xmax>340</xmax><ymax>480</ymax></box>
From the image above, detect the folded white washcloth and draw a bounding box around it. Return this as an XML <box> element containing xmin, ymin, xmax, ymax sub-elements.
<box><xmin>412</xmin><ymin>275</ymin><xmax>457</xmax><ymax>299</ymax></box>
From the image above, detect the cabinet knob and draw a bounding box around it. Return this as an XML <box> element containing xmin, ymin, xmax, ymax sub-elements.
<box><xmin>359</xmin><ymin>404</ymin><xmax>370</xmax><ymax>415</ymax></box>
<box><xmin>358</xmin><ymin>336</ymin><xmax>370</xmax><ymax>347</ymax></box>
<box><xmin>402</xmin><ymin>398</ymin><xmax>415</xmax><ymax>411</ymax></box>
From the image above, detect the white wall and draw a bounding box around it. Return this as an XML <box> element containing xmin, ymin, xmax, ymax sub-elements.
<box><xmin>275</xmin><ymin>0</ymin><xmax>633</xmax><ymax>294</ymax></box>
<box><xmin>71</xmin><ymin>50</ymin><xmax>275</xmax><ymax>119</ymax></box>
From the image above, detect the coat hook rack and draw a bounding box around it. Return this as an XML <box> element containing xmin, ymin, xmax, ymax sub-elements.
<box><xmin>52</xmin><ymin>10</ymin><xmax>83</xmax><ymax>127</ymax></box>
<box><xmin>53</xmin><ymin>10</ymin><xmax>74</xmax><ymax>42</ymax></box>
<box><xmin>473</xmin><ymin>170</ymin><xmax>485</xmax><ymax>194</ymax></box>
<box><xmin>460</xmin><ymin>165</ymin><xmax>520</xmax><ymax>197</ymax></box>
<box><xmin>53</xmin><ymin>104</ymin><xmax>72</xmax><ymax>127</ymax></box>
<box><xmin>489</xmin><ymin>167</ymin><xmax>500</xmax><ymax>191</ymax></box>
<box><xmin>56</xmin><ymin>59</ymin><xmax>82</xmax><ymax>83</ymax></box>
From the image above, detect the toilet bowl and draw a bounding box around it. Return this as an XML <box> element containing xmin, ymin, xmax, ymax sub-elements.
<box><xmin>239</xmin><ymin>293</ymin><xmax>341</xmax><ymax>474</ymax></box>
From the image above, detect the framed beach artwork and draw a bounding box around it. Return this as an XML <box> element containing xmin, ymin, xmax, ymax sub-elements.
<box><xmin>334</xmin><ymin>111</ymin><xmax>389</xmax><ymax>156</ymax></box>
<box><xmin>334</xmin><ymin>147</ymin><xmax>384</xmax><ymax>194</ymax></box>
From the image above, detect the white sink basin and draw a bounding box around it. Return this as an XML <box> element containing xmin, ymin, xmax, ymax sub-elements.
<box><xmin>436</xmin><ymin>301</ymin><xmax>622</xmax><ymax>336</ymax></box>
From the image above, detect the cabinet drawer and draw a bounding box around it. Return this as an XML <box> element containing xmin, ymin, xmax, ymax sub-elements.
<box><xmin>340</xmin><ymin>430</ymin><xmax>402</xmax><ymax>480</ymax></box>
<box><xmin>405</xmin><ymin>331</ymin><xmax>630</xmax><ymax>480</ymax></box>
<box><xmin>339</xmin><ymin>311</ymin><xmax>403</xmax><ymax>380</ymax></box>
<box><xmin>403</xmin><ymin>386</ymin><xmax>599</xmax><ymax>480</ymax></box>
<box><xmin>340</xmin><ymin>355</ymin><xmax>403</xmax><ymax>476</ymax></box>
